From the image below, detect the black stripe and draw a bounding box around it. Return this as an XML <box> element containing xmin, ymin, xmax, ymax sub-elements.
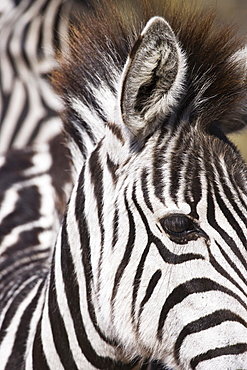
<box><xmin>52</xmin><ymin>3</ymin><xmax>64</xmax><ymax>52</ymax></box>
<box><xmin>0</xmin><ymin>277</ymin><xmax>44</xmax><ymax>345</ymax></box>
<box><xmin>212</xmin><ymin>241</ymin><xmax>247</xmax><ymax>295</ymax></box>
<box><xmin>39</xmin><ymin>0</ymin><xmax>51</xmax><ymax>14</ymax></box>
<box><xmin>169</xmin><ymin>129</ymin><xmax>186</xmax><ymax>204</ymax></box>
<box><xmin>0</xmin><ymin>246</ymin><xmax>47</xmax><ymax>288</ymax></box>
<box><xmin>190</xmin><ymin>343</ymin><xmax>247</xmax><ymax>369</ymax></box>
<box><xmin>71</xmin><ymin>108</ymin><xmax>97</xmax><ymax>146</ymax></box>
<box><xmin>112</xmin><ymin>205</ymin><xmax>119</xmax><ymax>249</ymax></box>
<box><xmin>152</xmin><ymin>133</ymin><xmax>172</xmax><ymax>203</ymax></box>
<box><xmin>89</xmin><ymin>144</ymin><xmax>104</xmax><ymax>241</ymax></box>
<box><xmin>185</xmin><ymin>148</ymin><xmax>202</xmax><ymax>219</ymax></box>
<box><xmin>137</xmin><ymin>270</ymin><xmax>162</xmax><ymax>327</ymax></box>
<box><xmin>174</xmin><ymin>309</ymin><xmax>247</xmax><ymax>364</ymax></box>
<box><xmin>48</xmin><ymin>252</ymin><xmax>79</xmax><ymax>370</ymax></box>
<box><xmin>213</xmin><ymin>178</ymin><xmax>247</xmax><ymax>247</ymax></box>
<box><xmin>216</xmin><ymin>162</ymin><xmax>247</xmax><ymax>229</ymax></box>
<box><xmin>157</xmin><ymin>278</ymin><xmax>247</xmax><ymax>341</ymax></box>
<box><xmin>0</xmin><ymin>186</ymin><xmax>41</xmax><ymax>238</ymax></box>
<box><xmin>228</xmin><ymin>170</ymin><xmax>247</xmax><ymax>215</ymax></box>
<box><xmin>37</xmin><ymin>13</ymin><xmax>43</xmax><ymax>58</ymax></box>
<box><xmin>0</xmin><ymin>257</ymin><xmax>48</xmax><ymax>312</ymax></box>
<box><xmin>75</xmin><ymin>168</ymin><xmax>119</xmax><ymax>348</ymax></box>
<box><xmin>9</xmin><ymin>84</ymin><xmax>29</xmax><ymax>148</ymax></box>
<box><xmin>207</xmin><ymin>183</ymin><xmax>247</xmax><ymax>271</ymax></box>
<box><xmin>85</xmin><ymin>89</ymin><xmax>107</xmax><ymax>124</ymax></box>
<box><xmin>65</xmin><ymin>112</ymin><xmax>88</xmax><ymax>158</ymax></box>
<box><xmin>5</xmin><ymin>281</ymin><xmax>45</xmax><ymax>370</ymax></box>
<box><xmin>156</xmin><ymin>124</ymin><xmax>170</xmax><ymax>148</ymax></box>
<box><xmin>141</xmin><ymin>168</ymin><xmax>154</xmax><ymax>212</ymax></box>
<box><xmin>89</xmin><ymin>144</ymin><xmax>105</xmax><ymax>292</ymax></box>
<box><xmin>0</xmin><ymin>91</ymin><xmax>10</xmax><ymax>130</ymax></box>
<box><xmin>111</xmin><ymin>191</ymin><xmax>136</xmax><ymax>306</ymax></box>
<box><xmin>0</xmin><ymin>149</ymin><xmax>37</xmax><ymax>203</ymax></box>
<box><xmin>107</xmin><ymin>122</ymin><xmax>124</xmax><ymax>145</ymax></box>
<box><xmin>107</xmin><ymin>154</ymin><xmax>118</xmax><ymax>184</ymax></box>
<box><xmin>153</xmin><ymin>147</ymin><xmax>165</xmax><ymax>202</ymax></box>
<box><xmin>0</xmin><ymin>225</ymin><xmax>44</xmax><ymax>261</ymax></box>
<box><xmin>26</xmin><ymin>116</ymin><xmax>54</xmax><ymax>147</ymax></box>
<box><xmin>153</xmin><ymin>234</ymin><xmax>204</xmax><ymax>264</ymax></box>
<box><xmin>131</xmin><ymin>244</ymin><xmax>150</xmax><ymax>325</ymax></box>
<box><xmin>21</xmin><ymin>21</ymin><xmax>32</xmax><ymax>70</ymax></box>
<box><xmin>32</xmin><ymin>318</ymin><xmax>50</xmax><ymax>370</ymax></box>
<box><xmin>6</xmin><ymin>30</ymin><xmax>18</xmax><ymax>77</ymax></box>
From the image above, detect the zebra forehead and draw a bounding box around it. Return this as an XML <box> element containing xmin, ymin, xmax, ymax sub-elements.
<box><xmin>111</xmin><ymin>126</ymin><xmax>245</xmax><ymax>209</ymax></box>
<box><xmin>147</xmin><ymin>124</ymin><xmax>247</xmax><ymax>188</ymax></box>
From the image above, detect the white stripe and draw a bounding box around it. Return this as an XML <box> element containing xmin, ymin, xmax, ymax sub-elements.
<box><xmin>0</xmin><ymin>80</ymin><xmax>25</xmax><ymax>152</ymax></box>
<box><xmin>42</xmin><ymin>0</ymin><xmax>64</xmax><ymax>59</ymax></box>
<box><xmin>13</xmin><ymin>80</ymin><xmax>46</xmax><ymax>149</ymax></box>
<box><xmin>0</xmin><ymin>186</ymin><xmax>19</xmax><ymax>224</ymax></box>
<box><xmin>70</xmin><ymin>96</ymin><xmax>105</xmax><ymax>143</ymax></box>
<box><xmin>54</xmin><ymin>228</ymin><xmax>89</xmax><ymax>366</ymax></box>
<box><xmin>67</xmin><ymin>184</ymin><xmax>117</xmax><ymax>360</ymax></box>
<box><xmin>0</xmin><ymin>275</ymin><xmax>38</xmax><ymax>328</ymax></box>
<box><xmin>0</xmin><ymin>280</ymin><xmax>43</xmax><ymax>369</ymax></box>
<box><xmin>25</xmin><ymin>282</ymin><xmax>47</xmax><ymax>370</ymax></box>
<box><xmin>41</xmin><ymin>279</ymin><xmax>64</xmax><ymax>370</ymax></box>
<box><xmin>0</xmin><ymin>155</ymin><xmax>6</xmax><ymax>168</ymax></box>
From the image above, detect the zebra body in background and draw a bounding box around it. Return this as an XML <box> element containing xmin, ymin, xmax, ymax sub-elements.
<box><xmin>1</xmin><ymin>0</ymin><xmax>247</xmax><ymax>369</ymax></box>
<box><xmin>0</xmin><ymin>0</ymin><xmax>77</xmax><ymax>153</ymax></box>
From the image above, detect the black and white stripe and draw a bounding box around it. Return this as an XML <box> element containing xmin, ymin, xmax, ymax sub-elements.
<box><xmin>0</xmin><ymin>0</ymin><xmax>74</xmax><ymax>153</ymax></box>
<box><xmin>0</xmin><ymin>1</ymin><xmax>247</xmax><ymax>369</ymax></box>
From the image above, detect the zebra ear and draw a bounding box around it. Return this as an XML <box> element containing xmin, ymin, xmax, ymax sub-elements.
<box><xmin>119</xmin><ymin>16</ymin><xmax>186</xmax><ymax>141</ymax></box>
<box><xmin>220</xmin><ymin>45</ymin><xmax>247</xmax><ymax>134</ymax></box>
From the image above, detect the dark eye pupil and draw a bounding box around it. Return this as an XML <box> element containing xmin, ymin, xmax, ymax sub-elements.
<box><xmin>160</xmin><ymin>214</ymin><xmax>194</xmax><ymax>234</ymax></box>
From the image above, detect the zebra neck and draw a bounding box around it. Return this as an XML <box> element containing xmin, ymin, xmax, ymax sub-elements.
<box><xmin>35</xmin><ymin>177</ymin><xmax>141</xmax><ymax>369</ymax></box>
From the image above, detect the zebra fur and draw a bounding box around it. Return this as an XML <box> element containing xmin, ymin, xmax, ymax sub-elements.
<box><xmin>1</xmin><ymin>0</ymin><xmax>247</xmax><ymax>369</ymax></box>
<box><xmin>0</xmin><ymin>0</ymin><xmax>75</xmax><ymax>153</ymax></box>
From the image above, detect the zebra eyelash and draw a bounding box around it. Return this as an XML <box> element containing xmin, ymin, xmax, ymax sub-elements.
<box><xmin>158</xmin><ymin>214</ymin><xmax>208</xmax><ymax>245</ymax></box>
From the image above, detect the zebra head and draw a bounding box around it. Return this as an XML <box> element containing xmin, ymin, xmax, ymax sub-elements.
<box><xmin>83</xmin><ymin>16</ymin><xmax>247</xmax><ymax>369</ymax></box>
<box><xmin>54</xmin><ymin>5</ymin><xmax>247</xmax><ymax>370</ymax></box>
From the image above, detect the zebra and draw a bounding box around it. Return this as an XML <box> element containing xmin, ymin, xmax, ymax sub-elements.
<box><xmin>0</xmin><ymin>0</ymin><xmax>84</xmax><ymax>154</ymax></box>
<box><xmin>1</xmin><ymin>0</ymin><xmax>247</xmax><ymax>369</ymax></box>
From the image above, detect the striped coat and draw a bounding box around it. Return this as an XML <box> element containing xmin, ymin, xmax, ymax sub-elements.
<box><xmin>0</xmin><ymin>0</ymin><xmax>247</xmax><ymax>369</ymax></box>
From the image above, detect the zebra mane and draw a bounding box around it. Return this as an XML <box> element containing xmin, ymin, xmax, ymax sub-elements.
<box><xmin>53</xmin><ymin>0</ymin><xmax>247</xmax><ymax>167</ymax></box>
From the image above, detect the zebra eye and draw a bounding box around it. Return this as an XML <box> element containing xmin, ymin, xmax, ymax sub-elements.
<box><xmin>160</xmin><ymin>214</ymin><xmax>196</xmax><ymax>236</ymax></box>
